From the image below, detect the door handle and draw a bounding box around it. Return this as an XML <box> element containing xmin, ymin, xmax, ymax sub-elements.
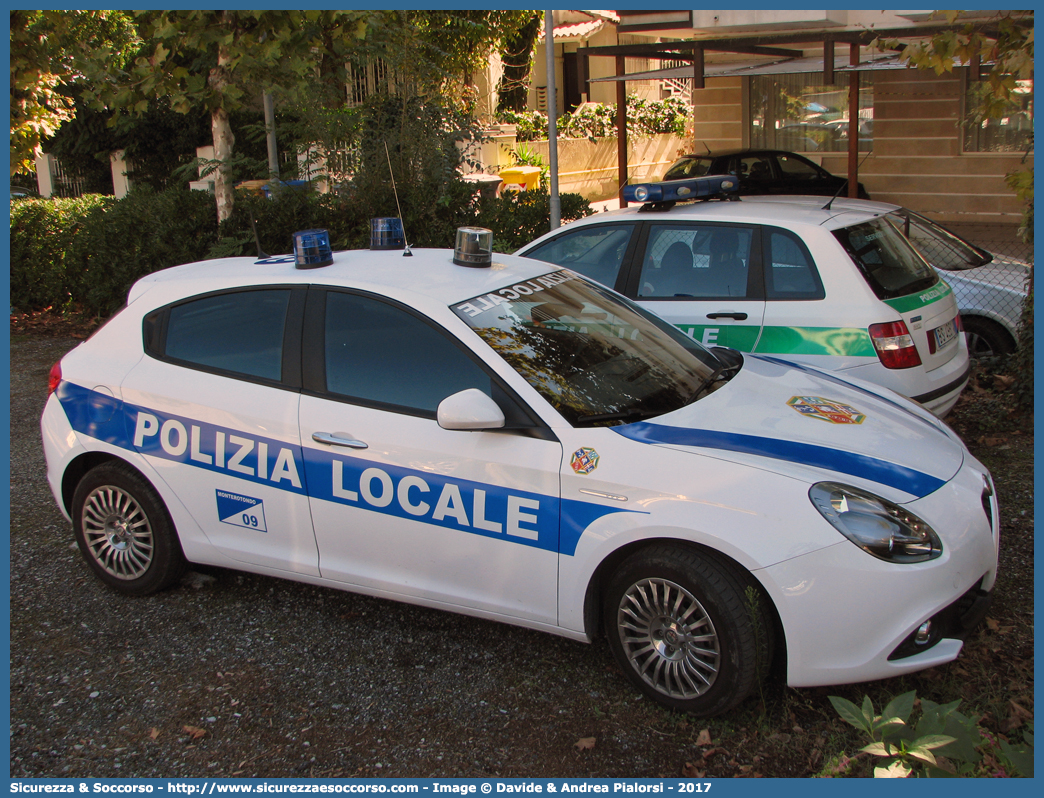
<box><xmin>312</xmin><ymin>432</ymin><xmax>368</xmax><ymax>449</ymax></box>
<box><xmin>706</xmin><ymin>312</ymin><xmax>748</xmax><ymax>320</ymax></box>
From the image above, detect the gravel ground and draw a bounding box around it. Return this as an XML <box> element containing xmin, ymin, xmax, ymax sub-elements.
<box><xmin>10</xmin><ymin>333</ymin><xmax>1034</xmax><ymax>779</ymax></box>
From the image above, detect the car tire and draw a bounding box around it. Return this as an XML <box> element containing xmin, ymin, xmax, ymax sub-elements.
<box><xmin>963</xmin><ymin>316</ymin><xmax>1016</xmax><ymax>359</ymax></box>
<box><xmin>72</xmin><ymin>461</ymin><xmax>187</xmax><ymax>596</ymax></box>
<box><xmin>604</xmin><ymin>544</ymin><xmax>773</xmax><ymax>716</ymax></box>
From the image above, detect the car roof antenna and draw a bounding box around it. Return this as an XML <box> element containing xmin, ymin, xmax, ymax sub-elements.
<box><xmin>248</xmin><ymin>210</ymin><xmax>269</xmax><ymax>259</ymax></box>
<box><xmin>385</xmin><ymin>141</ymin><xmax>412</xmax><ymax>257</ymax></box>
<box><xmin>702</xmin><ymin>141</ymin><xmax>712</xmax><ymax>155</ymax></box>
<box><xmin>823</xmin><ymin>148</ymin><xmax>873</xmax><ymax>211</ymax></box>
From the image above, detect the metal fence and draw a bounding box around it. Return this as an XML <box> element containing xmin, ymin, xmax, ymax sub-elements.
<box><xmin>922</xmin><ymin>221</ymin><xmax>1032</xmax><ymax>358</ymax></box>
<box><xmin>50</xmin><ymin>157</ymin><xmax>92</xmax><ymax>198</ymax></box>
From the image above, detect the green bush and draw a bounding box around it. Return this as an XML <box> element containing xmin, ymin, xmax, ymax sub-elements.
<box><xmin>11</xmin><ymin>182</ymin><xmax>591</xmax><ymax>318</ymax></box>
<box><xmin>473</xmin><ymin>189</ymin><xmax>592</xmax><ymax>253</ymax></box>
<box><xmin>64</xmin><ymin>186</ymin><xmax>219</xmax><ymax>315</ymax></box>
<box><xmin>213</xmin><ymin>186</ymin><xmax>348</xmax><ymax>258</ymax></box>
<box><xmin>496</xmin><ymin>109</ymin><xmax>549</xmax><ymax>142</ymax></box>
<box><xmin>213</xmin><ymin>178</ymin><xmax>483</xmax><ymax>259</ymax></box>
<box><xmin>10</xmin><ymin>194</ymin><xmax>112</xmax><ymax>312</ymax></box>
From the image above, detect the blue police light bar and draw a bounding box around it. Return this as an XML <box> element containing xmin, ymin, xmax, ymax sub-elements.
<box><xmin>370</xmin><ymin>217</ymin><xmax>405</xmax><ymax>250</ymax></box>
<box><xmin>293</xmin><ymin>229</ymin><xmax>334</xmax><ymax>269</ymax></box>
<box><xmin>622</xmin><ymin>174</ymin><xmax>739</xmax><ymax>204</ymax></box>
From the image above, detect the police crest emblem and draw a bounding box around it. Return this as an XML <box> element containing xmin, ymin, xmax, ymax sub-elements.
<box><xmin>570</xmin><ymin>447</ymin><xmax>600</xmax><ymax>474</ymax></box>
<box><xmin>787</xmin><ymin>396</ymin><xmax>866</xmax><ymax>425</ymax></box>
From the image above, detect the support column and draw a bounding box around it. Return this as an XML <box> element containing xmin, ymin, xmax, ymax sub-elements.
<box><xmin>110</xmin><ymin>150</ymin><xmax>131</xmax><ymax>199</ymax></box>
<box><xmin>545</xmin><ymin>10</ymin><xmax>560</xmax><ymax>230</ymax></box>
<box><xmin>616</xmin><ymin>55</ymin><xmax>628</xmax><ymax>208</ymax></box>
<box><xmin>848</xmin><ymin>43</ymin><xmax>860</xmax><ymax>198</ymax></box>
<box><xmin>34</xmin><ymin>153</ymin><xmax>56</xmax><ymax>198</ymax></box>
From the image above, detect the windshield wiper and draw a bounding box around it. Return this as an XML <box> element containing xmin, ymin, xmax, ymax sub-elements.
<box><xmin>687</xmin><ymin>363</ymin><xmax>741</xmax><ymax>404</ymax></box>
<box><xmin>575</xmin><ymin>408</ymin><xmax>661</xmax><ymax>426</ymax></box>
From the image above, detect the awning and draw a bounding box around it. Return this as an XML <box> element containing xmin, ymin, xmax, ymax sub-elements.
<box><xmin>589</xmin><ymin>54</ymin><xmax>909</xmax><ymax>82</ymax></box>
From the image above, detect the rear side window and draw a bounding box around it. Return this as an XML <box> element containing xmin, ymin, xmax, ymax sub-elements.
<box><xmin>736</xmin><ymin>155</ymin><xmax>774</xmax><ymax>183</ymax></box>
<box><xmin>833</xmin><ymin>218</ymin><xmax>938</xmax><ymax>300</ymax></box>
<box><xmin>776</xmin><ymin>154</ymin><xmax>823</xmax><ymax>180</ymax></box>
<box><xmin>162</xmin><ymin>289</ymin><xmax>291</xmax><ymax>381</ymax></box>
<box><xmin>522</xmin><ymin>224</ymin><xmax>634</xmax><ymax>289</ymax></box>
<box><xmin>764</xmin><ymin>229</ymin><xmax>824</xmax><ymax>300</ymax></box>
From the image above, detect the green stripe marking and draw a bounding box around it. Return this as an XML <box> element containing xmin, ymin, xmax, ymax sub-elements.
<box><xmin>883</xmin><ymin>282</ymin><xmax>953</xmax><ymax>314</ymax></box>
<box><xmin>677</xmin><ymin>324</ymin><xmax>875</xmax><ymax>357</ymax></box>
<box><xmin>753</xmin><ymin>326</ymin><xmax>876</xmax><ymax>357</ymax></box>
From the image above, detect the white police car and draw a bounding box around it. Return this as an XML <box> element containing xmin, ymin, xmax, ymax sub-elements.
<box><xmin>42</xmin><ymin>223</ymin><xmax>999</xmax><ymax>716</ymax></box>
<box><xmin>517</xmin><ymin>176</ymin><xmax>971</xmax><ymax>416</ymax></box>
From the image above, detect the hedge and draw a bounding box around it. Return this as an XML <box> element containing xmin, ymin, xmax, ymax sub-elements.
<box><xmin>10</xmin><ymin>182</ymin><xmax>592</xmax><ymax>317</ymax></box>
<box><xmin>10</xmin><ymin>194</ymin><xmax>113</xmax><ymax>313</ymax></box>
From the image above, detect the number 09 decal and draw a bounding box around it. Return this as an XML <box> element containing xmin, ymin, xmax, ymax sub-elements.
<box><xmin>216</xmin><ymin>490</ymin><xmax>268</xmax><ymax>533</ymax></box>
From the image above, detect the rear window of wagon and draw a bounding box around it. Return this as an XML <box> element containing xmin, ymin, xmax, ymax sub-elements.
<box><xmin>833</xmin><ymin>218</ymin><xmax>939</xmax><ymax>300</ymax></box>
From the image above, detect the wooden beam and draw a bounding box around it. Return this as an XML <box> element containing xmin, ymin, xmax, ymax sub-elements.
<box><xmin>824</xmin><ymin>39</ymin><xmax>835</xmax><ymax>85</ymax></box>
<box><xmin>582</xmin><ymin>42</ymin><xmax>802</xmax><ymax>59</ymax></box>
<box><xmin>582</xmin><ymin>23</ymin><xmax>992</xmax><ymax>58</ymax></box>
<box><xmin>848</xmin><ymin>43</ymin><xmax>859</xmax><ymax>199</ymax></box>
<box><xmin>692</xmin><ymin>45</ymin><xmax>704</xmax><ymax>90</ymax></box>
<box><xmin>579</xmin><ymin>46</ymin><xmax>590</xmax><ymax>99</ymax></box>
<box><xmin>616</xmin><ymin>55</ymin><xmax>628</xmax><ymax>209</ymax></box>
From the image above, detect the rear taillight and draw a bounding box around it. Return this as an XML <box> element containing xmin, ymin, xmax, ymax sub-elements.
<box><xmin>955</xmin><ymin>314</ymin><xmax>963</xmax><ymax>332</ymax></box>
<box><xmin>47</xmin><ymin>361</ymin><xmax>62</xmax><ymax>395</ymax></box>
<box><xmin>869</xmin><ymin>321</ymin><xmax>922</xmax><ymax>369</ymax></box>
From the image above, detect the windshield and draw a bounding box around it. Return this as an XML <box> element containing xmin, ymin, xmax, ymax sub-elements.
<box><xmin>664</xmin><ymin>156</ymin><xmax>713</xmax><ymax>181</ymax></box>
<box><xmin>885</xmin><ymin>209</ymin><xmax>993</xmax><ymax>271</ymax></box>
<box><xmin>833</xmin><ymin>218</ymin><xmax>940</xmax><ymax>300</ymax></box>
<box><xmin>453</xmin><ymin>271</ymin><xmax>727</xmax><ymax>426</ymax></box>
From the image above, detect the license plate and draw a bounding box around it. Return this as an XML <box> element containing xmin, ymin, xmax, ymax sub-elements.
<box><xmin>932</xmin><ymin>319</ymin><xmax>958</xmax><ymax>350</ymax></box>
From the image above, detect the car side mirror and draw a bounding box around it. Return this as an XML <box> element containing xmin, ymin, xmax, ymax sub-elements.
<box><xmin>437</xmin><ymin>389</ymin><xmax>506</xmax><ymax>431</ymax></box>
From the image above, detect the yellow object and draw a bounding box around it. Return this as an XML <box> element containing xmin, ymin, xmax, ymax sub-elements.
<box><xmin>235</xmin><ymin>179</ymin><xmax>270</xmax><ymax>197</ymax></box>
<box><xmin>499</xmin><ymin>166</ymin><xmax>541</xmax><ymax>191</ymax></box>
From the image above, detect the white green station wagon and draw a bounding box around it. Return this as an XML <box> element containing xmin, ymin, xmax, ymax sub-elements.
<box><xmin>517</xmin><ymin>177</ymin><xmax>971</xmax><ymax>416</ymax></box>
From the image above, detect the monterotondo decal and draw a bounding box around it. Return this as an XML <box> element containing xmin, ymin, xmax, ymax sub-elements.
<box><xmin>787</xmin><ymin>396</ymin><xmax>866</xmax><ymax>425</ymax></box>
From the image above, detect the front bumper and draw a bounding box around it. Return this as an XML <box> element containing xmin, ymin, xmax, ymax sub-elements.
<box><xmin>758</xmin><ymin>458</ymin><xmax>999</xmax><ymax>688</ymax></box>
<box><xmin>887</xmin><ymin>581</ymin><xmax>992</xmax><ymax>661</ymax></box>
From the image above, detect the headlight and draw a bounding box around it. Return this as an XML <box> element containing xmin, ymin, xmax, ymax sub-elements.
<box><xmin>809</xmin><ymin>482</ymin><xmax>942</xmax><ymax>563</ymax></box>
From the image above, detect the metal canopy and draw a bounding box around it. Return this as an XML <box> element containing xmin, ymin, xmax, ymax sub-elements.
<box><xmin>588</xmin><ymin>54</ymin><xmax>906</xmax><ymax>83</ymax></box>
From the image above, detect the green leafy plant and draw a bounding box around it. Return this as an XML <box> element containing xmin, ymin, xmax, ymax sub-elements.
<box><xmin>497</xmin><ymin>96</ymin><xmax>690</xmax><ymax>142</ymax></box>
<box><xmin>496</xmin><ymin>109</ymin><xmax>549</xmax><ymax>142</ymax></box>
<box><xmin>473</xmin><ymin>189</ymin><xmax>592</xmax><ymax>252</ymax></box>
<box><xmin>829</xmin><ymin>691</ymin><xmax>1034</xmax><ymax>777</ymax></box>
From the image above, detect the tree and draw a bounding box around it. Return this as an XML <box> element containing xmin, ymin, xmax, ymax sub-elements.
<box><xmin>10</xmin><ymin>10</ymin><xmax>137</xmax><ymax>175</ymax></box>
<box><xmin>877</xmin><ymin>11</ymin><xmax>1032</xmax><ymax>116</ymax></box>
<box><xmin>82</xmin><ymin>10</ymin><xmax>379</xmax><ymax>222</ymax></box>
<box><xmin>497</xmin><ymin>13</ymin><xmax>543</xmax><ymax>114</ymax></box>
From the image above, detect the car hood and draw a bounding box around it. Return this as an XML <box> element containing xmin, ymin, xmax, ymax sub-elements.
<box><xmin>941</xmin><ymin>258</ymin><xmax>1030</xmax><ymax>292</ymax></box>
<box><xmin>612</xmin><ymin>354</ymin><xmax>964</xmax><ymax>503</ymax></box>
